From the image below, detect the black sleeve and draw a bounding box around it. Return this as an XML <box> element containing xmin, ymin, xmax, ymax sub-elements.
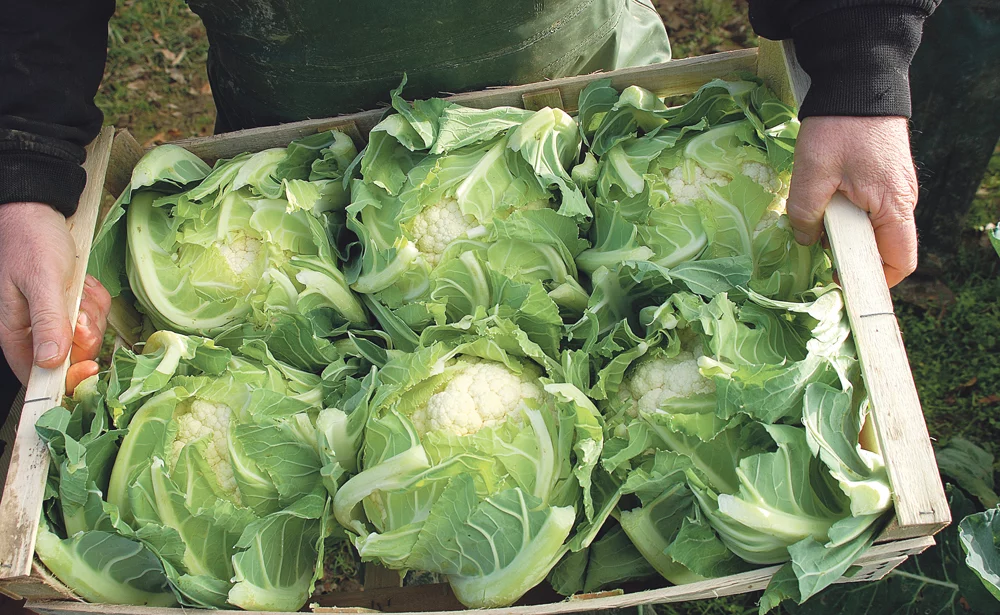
<box><xmin>747</xmin><ymin>0</ymin><xmax>941</xmax><ymax>119</ymax></box>
<box><xmin>0</xmin><ymin>0</ymin><xmax>116</xmax><ymax>216</ymax></box>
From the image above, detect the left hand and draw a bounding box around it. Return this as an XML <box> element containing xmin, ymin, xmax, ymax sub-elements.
<box><xmin>65</xmin><ymin>276</ymin><xmax>112</xmax><ymax>395</ymax></box>
<box><xmin>785</xmin><ymin>116</ymin><xmax>920</xmax><ymax>287</ymax></box>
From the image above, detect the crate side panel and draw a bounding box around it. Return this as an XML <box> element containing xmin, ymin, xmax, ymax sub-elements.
<box><xmin>25</xmin><ymin>539</ymin><xmax>934</xmax><ymax>614</ymax></box>
<box><xmin>311</xmin><ymin>537</ymin><xmax>934</xmax><ymax>615</ymax></box>
<box><xmin>835</xmin><ymin>555</ymin><xmax>909</xmax><ymax>584</ymax></box>
<box><xmin>363</xmin><ymin>563</ymin><xmax>402</xmax><ymax>590</ymax></box>
<box><xmin>0</xmin><ymin>387</ymin><xmax>24</xmax><ymax>499</ymax></box>
<box><xmin>28</xmin><ymin>605</ymin><xmax>374</xmax><ymax>615</ymax></box>
<box><xmin>443</xmin><ymin>49</ymin><xmax>757</xmax><ymax>113</ymax></box>
<box><xmin>167</xmin><ymin>49</ymin><xmax>757</xmax><ymax>163</ymax></box>
<box><xmin>103</xmin><ymin>130</ymin><xmax>145</xmax><ymax>205</ymax></box>
<box><xmin>171</xmin><ymin>113</ymin><xmax>385</xmax><ymax>164</ymax></box>
<box><xmin>0</xmin><ymin>570</ymin><xmax>76</xmax><ymax>602</ymax></box>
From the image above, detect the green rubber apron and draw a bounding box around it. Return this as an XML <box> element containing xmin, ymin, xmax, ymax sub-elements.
<box><xmin>184</xmin><ymin>0</ymin><xmax>671</xmax><ymax>132</ymax></box>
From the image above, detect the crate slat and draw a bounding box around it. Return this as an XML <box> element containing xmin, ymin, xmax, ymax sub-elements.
<box><xmin>824</xmin><ymin>196</ymin><xmax>951</xmax><ymax>537</ymax></box>
<box><xmin>103</xmin><ymin>129</ymin><xmax>145</xmax><ymax>209</ymax></box>
<box><xmin>25</xmin><ymin>537</ymin><xmax>934</xmax><ymax>615</ymax></box>
<box><xmin>521</xmin><ymin>88</ymin><xmax>565</xmax><ymax>111</ymax></box>
<box><xmin>166</xmin><ymin>48</ymin><xmax>758</xmax><ymax>164</ymax></box>
<box><xmin>0</xmin><ymin>386</ymin><xmax>24</xmax><ymax>492</ymax></box>
<box><xmin>363</xmin><ymin>563</ymin><xmax>402</xmax><ymax>590</ymax></box>
<box><xmin>835</xmin><ymin>555</ymin><xmax>909</xmax><ymax>584</ymax></box>
<box><xmin>1</xmin><ymin>560</ymin><xmax>83</xmax><ymax>602</ymax></box>
<box><xmin>0</xmin><ymin>127</ymin><xmax>115</xmax><ymax>582</ymax></box>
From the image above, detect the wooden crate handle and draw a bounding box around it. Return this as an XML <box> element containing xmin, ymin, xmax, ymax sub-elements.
<box><xmin>0</xmin><ymin>126</ymin><xmax>115</xmax><ymax>580</ymax></box>
<box><xmin>758</xmin><ymin>39</ymin><xmax>951</xmax><ymax>538</ymax></box>
<box><xmin>824</xmin><ymin>195</ymin><xmax>950</xmax><ymax>535</ymax></box>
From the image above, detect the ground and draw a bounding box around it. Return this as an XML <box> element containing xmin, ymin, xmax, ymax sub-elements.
<box><xmin>93</xmin><ymin>1</ymin><xmax>1000</xmax><ymax>613</ymax></box>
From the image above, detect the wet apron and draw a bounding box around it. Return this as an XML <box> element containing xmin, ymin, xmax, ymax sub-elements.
<box><xmin>184</xmin><ymin>0</ymin><xmax>672</xmax><ymax>132</ymax></box>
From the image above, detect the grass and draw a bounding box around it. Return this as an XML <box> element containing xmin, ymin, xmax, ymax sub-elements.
<box><xmin>92</xmin><ymin>1</ymin><xmax>1000</xmax><ymax>614</ymax></box>
<box><xmin>895</xmin><ymin>142</ymin><xmax>1000</xmax><ymax>465</ymax></box>
<box><xmin>97</xmin><ymin>0</ymin><xmax>214</xmax><ymax>145</ymax></box>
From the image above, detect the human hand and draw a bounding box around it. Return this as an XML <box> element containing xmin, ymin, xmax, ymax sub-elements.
<box><xmin>786</xmin><ymin>116</ymin><xmax>920</xmax><ymax>287</ymax></box>
<box><xmin>0</xmin><ymin>203</ymin><xmax>111</xmax><ymax>395</ymax></box>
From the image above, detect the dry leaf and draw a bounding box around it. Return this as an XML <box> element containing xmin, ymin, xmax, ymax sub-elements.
<box><xmin>958</xmin><ymin>376</ymin><xmax>979</xmax><ymax>390</ymax></box>
<box><xmin>123</xmin><ymin>65</ymin><xmax>145</xmax><ymax>81</ymax></box>
<box><xmin>199</xmin><ymin>81</ymin><xmax>212</xmax><ymax>96</ymax></box>
<box><xmin>158</xmin><ymin>48</ymin><xmax>176</xmax><ymax>64</ymax></box>
<box><xmin>126</xmin><ymin>80</ymin><xmax>146</xmax><ymax>91</ymax></box>
<box><xmin>168</xmin><ymin>69</ymin><xmax>187</xmax><ymax>84</ymax></box>
<box><xmin>170</xmin><ymin>48</ymin><xmax>187</xmax><ymax>67</ymax></box>
<box><xmin>143</xmin><ymin>131</ymin><xmax>166</xmax><ymax>147</ymax></box>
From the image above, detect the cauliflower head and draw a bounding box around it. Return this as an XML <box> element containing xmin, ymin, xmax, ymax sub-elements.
<box><xmin>663</xmin><ymin>160</ymin><xmax>785</xmax><ymax>207</ymax></box>
<box><xmin>617</xmin><ymin>349</ymin><xmax>715</xmax><ymax>420</ymax></box>
<box><xmin>217</xmin><ymin>231</ymin><xmax>265</xmax><ymax>278</ymax></box>
<box><xmin>410</xmin><ymin>358</ymin><xmax>547</xmax><ymax>437</ymax></box>
<box><xmin>170</xmin><ymin>398</ymin><xmax>239</xmax><ymax>502</ymax></box>
<box><xmin>407</xmin><ymin>197</ymin><xmax>480</xmax><ymax>266</ymax></box>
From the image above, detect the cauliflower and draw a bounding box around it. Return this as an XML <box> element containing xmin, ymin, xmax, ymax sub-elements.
<box><xmin>407</xmin><ymin>197</ymin><xmax>480</xmax><ymax>266</ymax></box>
<box><xmin>217</xmin><ymin>231</ymin><xmax>264</xmax><ymax>277</ymax></box>
<box><xmin>663</xmin><ymin>165</ymin><xmax>726</xmax><ymax>206</ymax></box>
<box><xmin>410</xmin><ymin>358</ymin><xmax>546</xmax><ymax>437</ymax></box>
<box><xmin>663</xmin><ymin>160</ymin><xmax>784</xmax><ymax>207</ymax></box>
<box><xmin>171</xmin><ymin>398</ymin><xmax>238</xmax><ymax>502</ymax></box>
<box><xmin>739</xmin><ymin>161</ymin><xmax>782</xmax><ymax>193</ymax></box>
<box><xmin>617</xmin><ymin>349</ymin><xmax>715</xmax><ymax>420</ymax></box>
<box><xmin>753</xmin><ymin>206</ymin><xmax>787</xmax><ymax>239</ymax></box>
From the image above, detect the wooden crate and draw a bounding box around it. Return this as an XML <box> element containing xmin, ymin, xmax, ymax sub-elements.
<box><xmin>0</xmin><ymin>41</ymin><xmax>950</xmax><ymax>614</ymax></box>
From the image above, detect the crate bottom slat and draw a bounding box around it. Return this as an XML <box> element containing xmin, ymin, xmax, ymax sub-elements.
<box><xmin>19</xmin><ymin>537</ymin><xmax>934</xmax><ymax>615</ymax></box>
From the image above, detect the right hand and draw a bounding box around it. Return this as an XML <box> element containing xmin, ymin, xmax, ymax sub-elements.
<box><xmin>0</xmin><ymin>202</ymin><xmax>111</xmax><ymax>395</ymax></box>
<box><xmin>785</xmin><ymin>116</ymin><xmax>920</xmax><ymax>288</ymax></box>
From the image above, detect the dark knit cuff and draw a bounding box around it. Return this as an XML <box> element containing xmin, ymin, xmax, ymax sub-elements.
<box><xmin>792</xmin><ymin>6</ymin><xmax>926</xmax><ymax>119</ymax></box>
<box><xmin>0</xmin><ymin>150</ymin><xmax>86</xmax><ymax>216</ymax></box>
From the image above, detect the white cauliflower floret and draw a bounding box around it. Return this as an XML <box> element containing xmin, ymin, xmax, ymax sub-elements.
<box><xmin>408</xmin><ymin>197</ymin><xmax>479</xmax><ymax>266</ymax></box>
<box><xmin>218</xmin><ymin>232</ymin><xmax>264</xmax><ymax>277</ymax></box>
<box><xmin>171</xmin><ymin>398</ymin><xmax>238</xmax><ymax>502</ymax></box>
<box><xmin>752</xmin><ymin>204</ymin><xmax>790</xmax><ymax>240</ymax></box>
<box><xmin>739</xmin><ymin>161</ymin><xmax>782</xmax><ymax>193</ymax></box>
<box><xmin>664</xmin><ymin>165</ymin><xmax>726</xmax><ymax>205</ymax></box>
<box><xmin>618</xmin><ymin>349</ymin><xmax>715</xmax><ymax>419</ymax></box>
<box><xmin>664</xmin><ymin>161</ymin><xmax>784</xmax><ymax>207</ymax></box>
<box><xmin>410</xmin><ymin>360</ymin><xmax>545</xmax><ymax>437</ymax></box>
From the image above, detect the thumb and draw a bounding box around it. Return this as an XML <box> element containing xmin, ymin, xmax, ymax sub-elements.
<box><xmin>786</xmin><ymin>158</ymin><xmax>838</xmax><ymax>246</ymax></box>
<box><xmin>23</xmin><ymin>280</ymin><xmax>73</xmax><ymax>369</ymax></box>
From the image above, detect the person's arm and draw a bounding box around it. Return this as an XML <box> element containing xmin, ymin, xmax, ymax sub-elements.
<box><xmin>1</xmin><ymin>0</ymin><xmax>115</xmax><ymax>213</ymax></box>
<box><xmin>0</xmin><ymin>0</ymin><xmax>115</xmax><ymax>388</ymax></box>
<box><xmin>747</xmin><ymin>0</ymin><xmax>941</xmax><ymax>286</ymax></box>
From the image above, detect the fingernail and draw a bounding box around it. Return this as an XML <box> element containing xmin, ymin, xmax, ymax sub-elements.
<box><xmin>794</xmin><ymin>231</ymin><xmax>811</xmax><ymax>245</ymax></box>
<box><xmin>78</xmin><ymin>311</ymin><xmax>90</xmax><ymax>328</ymax></box>
<box><xmin>35</xmin><ymin>341</ymin><xmax>60</xmax><ymax>362</ymax></box>
<box><xmin>85</xmin><ymin>276</ymin><xmax>99</xmax><ymax>288</ymax></box>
